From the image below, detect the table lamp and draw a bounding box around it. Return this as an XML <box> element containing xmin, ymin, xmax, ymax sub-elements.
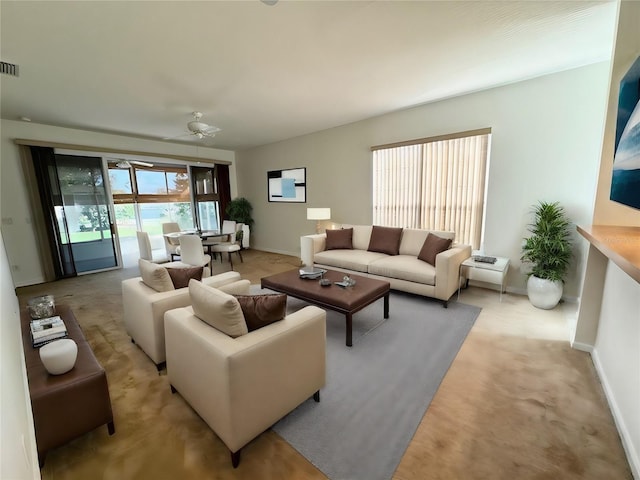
<box><xmin>307</xmin><ymin>208</ymin><xmax>331</xmax><ymax>234</ymax></box>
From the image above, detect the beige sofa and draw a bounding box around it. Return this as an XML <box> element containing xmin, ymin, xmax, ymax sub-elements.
<box><xmin>301</xmin><ymin>225</ymin><xmax>471</xmax><ymax>307</ymax></box>
<box><xmin>122</xmin><ymin>264</ymin><xmax>247</xmax><ymax>370</ymax></box>
<box><xmin>165</xmin><ymin>282</ymin><xmax>326</xmax><ymax>467</ymax></box>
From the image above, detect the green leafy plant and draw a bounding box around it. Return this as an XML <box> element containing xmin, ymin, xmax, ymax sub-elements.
<box><xmin>226</xmin><ymin>197</ymin><xmax>254</xmax><ymax>228</ymax></box>
<box><xmin>521</xmin><ymin>201</ymin><xmax>573</xmax><ymax>282</ymax></box>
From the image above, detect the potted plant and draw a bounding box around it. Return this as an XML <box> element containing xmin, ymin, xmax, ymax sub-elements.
<box><xmin>225</xmin><ymin>197</ymin><xmax>254</xmax><ymax>248</ymax></box>
<box><xmin>520</xmin><ymin>201</ymin><xmax>573</xmax><ymax>309</ymax></box>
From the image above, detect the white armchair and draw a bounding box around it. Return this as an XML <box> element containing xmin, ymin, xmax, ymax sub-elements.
<box><xmin>165</xmin><ymin>284</ymin><xmax>326</xmax><ymax>468</ymax></box>
<box><xmin>122</xmin><ymin>265</ymin><xmax>247</xmax><ymax>370</ymax></box>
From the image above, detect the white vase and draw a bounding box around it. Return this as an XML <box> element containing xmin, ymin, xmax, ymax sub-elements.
<box><xmin>527</xmin><ymin>275</ymin><xmax>563</xmax><ymax>310</ymax></box>
<box><xmin>39</xmin><ymin>339</ymin><xmax>78</xmax><ymax>375</ymax></box>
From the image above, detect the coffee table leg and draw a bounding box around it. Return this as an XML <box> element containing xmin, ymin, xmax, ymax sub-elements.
<box><xmin>346</xmin><ymin>313</ymin><xmax>353</xmax><ymax>347</ymax></box>
<box><xmin>384</xmin><ymin>292</ymin><xmax>389</xmax><ymax>319</ymax></box>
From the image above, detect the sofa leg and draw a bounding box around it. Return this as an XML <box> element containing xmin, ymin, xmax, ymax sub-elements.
<box><xmin>313</xmin><ymin>390</ymin><xmax>320</xmax><ymax>402</ymax></box>
<box><xmin>443</xmin><ymin>300</ymin><xmax>448</xmax><ymax>308</ymax></box>
<box><xmin>231</xmin><ymin>449</ymin><xmax>241</xmax><ymax>468</ymax></box>
<box><xmin>107</xmin><ymin>421</ymin><xmax>115</xmax><ymax>435</ymax></box>
<box><xmin>156</xmin><ymin>361</ymin><xmax>166</xmax><ymax>373</ymax></box>
<box><xmin>170</xmin><ymin>384</ymin><xmax>177</xmax><ymax>394</ymax></box>
<box><xmin>131</xmin><ymin>338</ymin><xmax>135</xmax><ymax>344</ymax></box>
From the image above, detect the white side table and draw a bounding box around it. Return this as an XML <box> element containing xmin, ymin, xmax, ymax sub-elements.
<box><xmin>458</xmin><ymin>256</ymin><xmax>510</xmax><ymax>301</ymax></box>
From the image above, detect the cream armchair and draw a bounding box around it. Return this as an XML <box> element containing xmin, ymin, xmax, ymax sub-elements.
<box><xmin>164</xmin><ymin>290</ymin><xmax>326</xmax><ymax>468</ymax></box>
<box><xmin>122</xmin><ymin>269</ymin><xmax>247</xmax><ymax>370</ymax></box>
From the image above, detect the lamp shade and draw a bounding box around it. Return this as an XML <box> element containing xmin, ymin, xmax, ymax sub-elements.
<box><xmin>307</xmin><ymin>208</ymin><xmax>331</xmax><ymax>220</ymax></box>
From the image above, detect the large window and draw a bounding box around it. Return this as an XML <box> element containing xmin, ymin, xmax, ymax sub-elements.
<box><xmin>108</xmin><ymin>163</ymin><xmax>195</xmax><ymax>259</ymax></box>
<box><xmin>372</xmin><ymin>129</ymin><xmax>490</xmax><ymax>249</ymax></box>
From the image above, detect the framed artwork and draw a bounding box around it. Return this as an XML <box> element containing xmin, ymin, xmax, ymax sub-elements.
<box><xmin>610</xmin><ymin>55</ymin><xmax>640</xmax><ymax>210</ymax></box>
<box><xmin>268</xmin><ymin>167</ymin><xmax>306</xmax><ymax>203</ymax></box>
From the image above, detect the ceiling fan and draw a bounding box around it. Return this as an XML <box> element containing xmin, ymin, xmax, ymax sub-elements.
<box><xmin>165</xmin><ymin>111</ymin><xmax>221</xmax><ymax>141</ymax></box>
<box><xmin>114</xmin><ymin>159</ymin><xmax>154</xmax><ymax>169</ymax></box>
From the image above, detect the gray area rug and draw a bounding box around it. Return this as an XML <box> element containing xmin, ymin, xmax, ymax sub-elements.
<box><xmin>254</xmin><ymin>287</ymin><xmax>481</xmax><ymax>480</ymax></box>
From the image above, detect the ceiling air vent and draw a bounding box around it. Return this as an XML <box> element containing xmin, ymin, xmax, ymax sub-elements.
<box><xmin>1</xmin><ymin>61</ymin><xmax>19</xmax><ymax>77</ymax></box>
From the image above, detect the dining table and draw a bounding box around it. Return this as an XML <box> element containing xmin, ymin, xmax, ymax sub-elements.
<box><xmin>163</xmin><ymin>230</ymin><xmax>231</xmax><ymax>257</ymax></box>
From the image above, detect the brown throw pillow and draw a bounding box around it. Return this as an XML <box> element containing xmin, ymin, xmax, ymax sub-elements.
<box><xmin>325</xmin><ymin>228</ymin><xmax>353</xmax><ymax>250</ymax></box>
<box><xmin>234</xmin><ymin>294</ymin><xmax>287</xmax><ymax>332</ymax></box>
<box><xmin>367</xmin><ymin>226</ymin><xmax>403</xmax><ymax>255</ymax></box>
<box><xmin>166</xmin><ymin>266</ymin><xmax>204</xmax><ymax>289</ymax></box>
<box><xmin>418</xmin><ymin>233</ymin><xmax>452</xmax><ymax>266</ymax></box>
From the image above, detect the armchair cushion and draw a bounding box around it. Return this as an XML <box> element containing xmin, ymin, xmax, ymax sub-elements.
<box><xmin>189</xmin><ymin>279</ymin><xmax>248</xmax><ymax>338</ymax></box>
<box><xmin>235</xmin><ymin>294</ymin><xmax>287</xmax><ymax>332</ymax></box>
<box><xmin>367</xmin><ymin>226</ymin><xmax>403</xmax><ymax>256</ymax></box>
<box><xmin>167</xmin><ymin>266</ymin><xmax>203</xmax><ymax>289</ymax></box>
<box><xmin>139</xmin><ymin>259</ymin><xmax>174</xmax><ymax>292</ymax></box>
<box><xmin>418</xmin><ymin>233</ymin><xmax>453</xmax><ymax>266</ymax></box>
<box><xmin>325</xmin><ymin>228</ymin><xmax>353</xmax><ymax>250</ymax></box>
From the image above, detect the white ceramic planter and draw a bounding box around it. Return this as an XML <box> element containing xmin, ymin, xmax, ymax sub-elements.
<box><xmin>527</xmin><ymin>275</ymin><xmax>563</xmax><ymax>310</ymax></box>
<box><xmin>40</xmin><ymin>338</ymin><xmax>78</xmax><ymax>375</ymax></box>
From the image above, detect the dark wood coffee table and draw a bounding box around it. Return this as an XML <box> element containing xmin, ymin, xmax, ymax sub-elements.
<box><xmin>261</xmin><ymin>269</ymin><xmax>390</xmax><ymax>346</ymax></box>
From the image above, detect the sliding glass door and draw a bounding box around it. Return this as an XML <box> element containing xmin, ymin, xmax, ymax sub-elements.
<box><xmin>54</xmin><ymin>155</ymin><xmax>118</xmax><ymax>273</ymax></box>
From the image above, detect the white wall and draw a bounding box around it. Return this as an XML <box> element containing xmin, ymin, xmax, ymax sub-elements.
<box><xmin>236</xmin><ymin>63</ymin><xmax>611</xmax><ymax>299</ymax></box>
<box><xmin>0</xmin><ymin>231</ymin><xmax>40</xmax><ymax>480</ymax></box>
<box><xmin>591</xmin><ymin>262</ymin><xmax>640</xmax><ymax>479</ymax></box>
<box><xmin>0</xmin><ymin>120</ymin><xmax>236</xmax><ymax>287</ymax></box>
<box><xmin>574</xmin><ymin>1</ymin><xmax>640</xmax><ymax>477</ymax></box>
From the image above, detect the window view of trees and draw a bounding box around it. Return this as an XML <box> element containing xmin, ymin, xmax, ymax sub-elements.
<box><xmin>108</xmin><ymin>164</ymin><xmax>196</xmax><ymax>253</ymax></box>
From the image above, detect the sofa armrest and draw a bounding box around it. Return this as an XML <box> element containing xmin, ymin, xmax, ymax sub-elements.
<box><xmin>216</xmin><ymin>279</ymin><xmax>251</xmax><ymax>295</ymax></box>
<box><xmin>300</xmin><ymin>234</ymin><xmax>327</xmax><ymax>266</ymax></box>
<box><xmin>165</xmin><ymin>305</ymin><xmax>326</xmax><ymax>452</ymax></box>
<box><xmin>201</xmin><ymin>271</ymin><xmax>241</xmax><ymax>288</ymax></box>
<box><xmin>434</xmin><ymin>244</ymin><xmax>472</xmax><ymax>301</ymax></box>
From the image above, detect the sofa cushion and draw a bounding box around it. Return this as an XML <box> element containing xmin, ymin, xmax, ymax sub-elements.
<box><xmin>368</xmin><ymin>255</ymin><xmax>437</xmax><ymax>285</ymax></box>
<box><xmin>315</xmin><ymin>249</ymin><xmax>387</xmax><ymax>273</ymax></box>
<box><xmin>418</xmin><ymin>233</ymin><xmax>453</xmax><ymax>266</ymax></box>
<box><xmin>138</xmin><ymin>259</ymin><xmax>174</xmax><ymax>292</ymax></box>
<box><xmin>325</xmin><ymin>228</ymin><xmax>353</xmax><ymax>250</ymax></box>
<box><xmin>399</xmin><ymin>229</ymin><xmax>455</xmax><ymax>256</ymax></box>
<box><xmin>189</xmin><ymin>279</ymin><xmax>248</xmax><ymax>338</ymax></box>
<box><xmin>342</xmin><ymin>224</ymin><xmax>373</xmax><ymax>251</ymax></box>
<box><xmin>166</xmin><ymin>266</ymin><xmax>204</xmax><ymax>289</ymax></box>
<box><xmin>367</xmin><ymin>226</ymin><xmax>403</xmax><ymax>255</ymax></box>
<box><xmin>234</xmin><ymin>294</ymin><xmax>287</xmax><ymax>332</ymax></box>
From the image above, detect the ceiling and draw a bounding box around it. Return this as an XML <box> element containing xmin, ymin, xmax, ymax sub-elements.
<box><xmin>0</xmin><ymin>1</ymin><xmax>617</xmax><ymax>151</ymax></box>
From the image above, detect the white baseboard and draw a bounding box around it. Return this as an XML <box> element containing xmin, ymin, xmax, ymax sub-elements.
<box><xmin>252</xmin><ymin>245</ymin><xmax>300</xmax><ymax>259</ymax></box>
<box><xmin>590</xmin><ymin>348</ymin><xmax>640</xmax><ymax>479</ymax></box>
<box><xmin>570</xmin><ymin>342</ymin><xmax>593</xmax><ymax>353</ymax></box>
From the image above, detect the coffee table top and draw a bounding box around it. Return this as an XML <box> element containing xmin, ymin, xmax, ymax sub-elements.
<box><xmin>261</xmin><ymin>269</ymin><xmax>390</xmax><ymax>313</ymax></box>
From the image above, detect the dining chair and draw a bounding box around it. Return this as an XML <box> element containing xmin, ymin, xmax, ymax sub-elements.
<box><xmin>202</xmin><ymin>220</ymin><xmax>236</xmax><ymax>258</ymax></box>
<box><xmin>162</xmin><ymin>222</ymin><xmax>181</xmax><ymax>261</ymax></box>
<box><xmin>209</xmin><ymin>224</ymin><xmax>243</xmax><ymax>270</ymax></box>
<box><xmin>178</xmin><ymin>234</ymin><xmax>212</xmax><ymax>272</ymax></box>
<box><xmin>137</xmin><ymin>231</ymin><xmax>169</xmax><ymax>263</ymax></box>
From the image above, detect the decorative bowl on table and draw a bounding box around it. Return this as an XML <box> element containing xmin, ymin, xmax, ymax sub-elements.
<box><xmin>27</xmin><ymin>295</ymin><xmax>56</xmax><ymax>319</ymax></box>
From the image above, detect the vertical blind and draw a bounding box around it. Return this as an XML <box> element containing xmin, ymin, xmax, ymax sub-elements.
<box><xmin>372</xmin><ymin>130</ymin><xmax>490</xmax><ymax>248</ymax></box>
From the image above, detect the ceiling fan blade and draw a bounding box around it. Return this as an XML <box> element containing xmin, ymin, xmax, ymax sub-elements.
<box><xmin>163</xmin><ymin>132</ymin><xmax>192</xmax><ymax>140</ymax></box>
<box><xmin>130</xmin><ymin>160</ymin><xmax>154</xmax><ymax>168</ymax></box>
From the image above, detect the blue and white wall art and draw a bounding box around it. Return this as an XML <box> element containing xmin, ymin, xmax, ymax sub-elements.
<box><xmin>268</xmin><ymin>167</ymin><xmax>306</xmax><ymax>203</ymax></box>
<box><xmin>611</xmin><ymin>56</ymin><xmax>640</xmax><ymax>210</ymax></box>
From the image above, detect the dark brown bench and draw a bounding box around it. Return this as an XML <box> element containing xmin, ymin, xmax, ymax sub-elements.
<box><xmin>21</xmin><ymin>304</ymin><xmax>114</xmax><ymax>467</ymax></box>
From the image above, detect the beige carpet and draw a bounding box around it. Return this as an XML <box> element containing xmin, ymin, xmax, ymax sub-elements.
<box><xmin>16</xmin><ymin>250</ymin><xmax>633</xmax><ymax>479</ymax></box>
